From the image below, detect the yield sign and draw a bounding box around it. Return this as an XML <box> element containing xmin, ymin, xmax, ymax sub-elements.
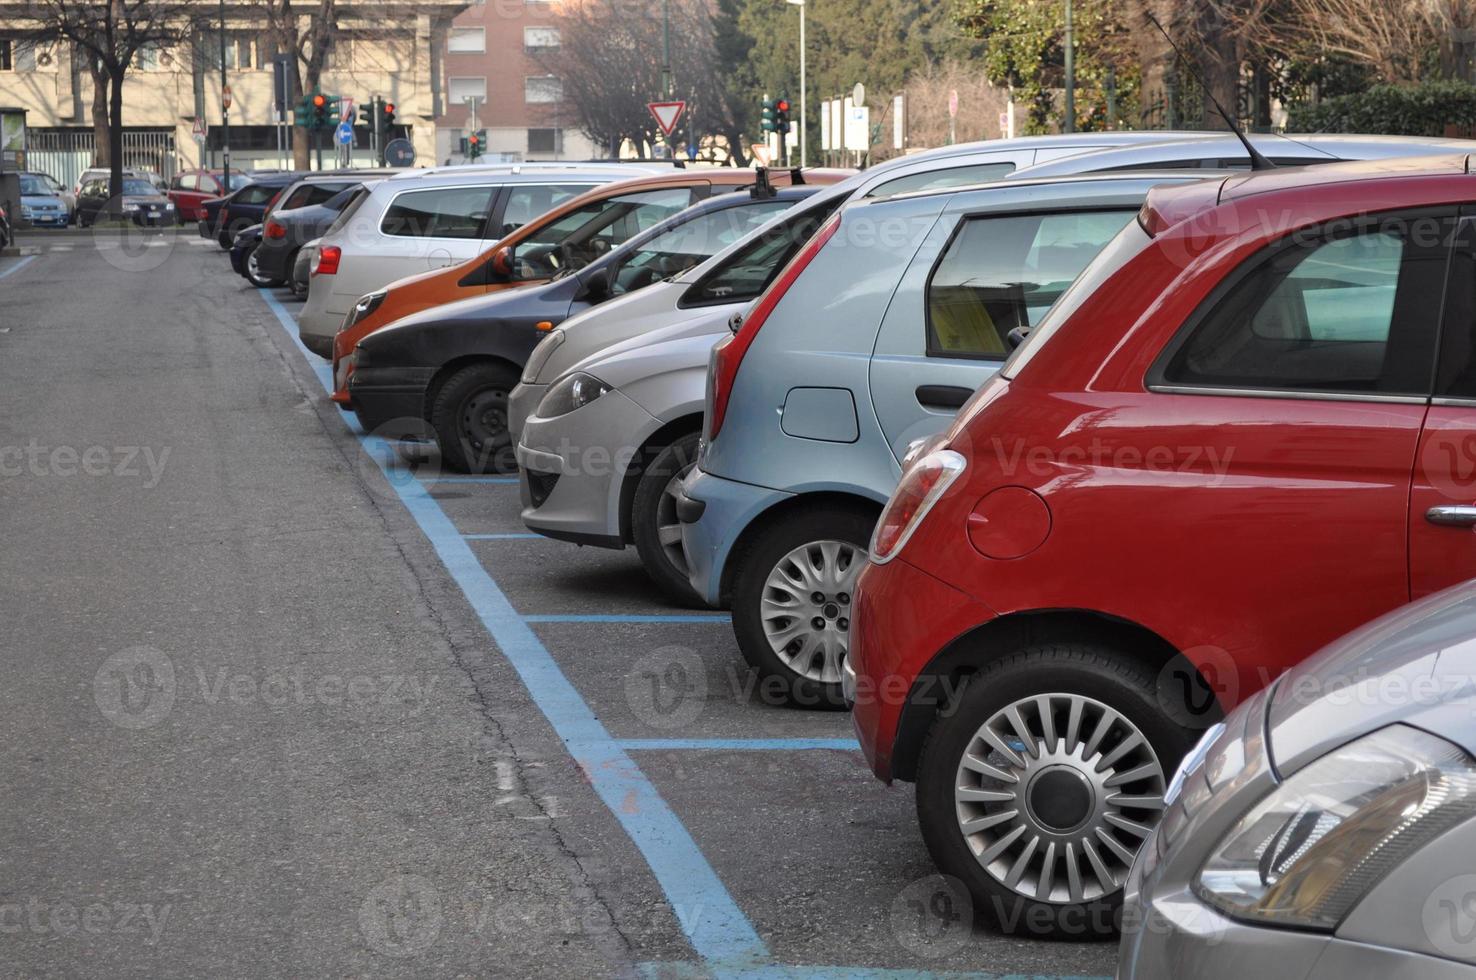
<box><xmin>647</xmin><ymin>101</ymin><xmax>686</xmax><ymax>137</ymax></box>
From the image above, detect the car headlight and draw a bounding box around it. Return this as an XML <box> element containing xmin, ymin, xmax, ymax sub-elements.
<box><xmin>164</xmin><ymin>202</ymin><xmax>175</xmax><ymax>210</ymax></box>
<box><xmin>1195</xmin><ymin>724</ymin><xmax>1476</xmax><ymax>930</ymax></box>
<box><xmin>538</xmin><ymin>372</ymin><xmax>610</xmax><ymax>419</ymax></box>
<box><xmin>523</xmin><ymin>329</ymin><xmax>566</xmax><ymax>383</ymax></box>
<box><xmin>345</xmin><ymin>291</ymin><xmax>387</xmax><ymax>331</ymax></box>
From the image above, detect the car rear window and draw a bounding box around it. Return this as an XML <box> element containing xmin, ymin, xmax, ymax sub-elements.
<box><xmin>680</xmin><ymin>195</ymin><xmax>846</xmax><ymax>306</ymax></box>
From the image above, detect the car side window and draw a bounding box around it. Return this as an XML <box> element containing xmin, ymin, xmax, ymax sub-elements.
<box><xmin>281</xmin><ymin>185</ymin><xmax>313</xmax><ymax>210</ymax></box>
<box><xmin>865</xmin><ymin>163</ymin><xmax>1016</xmax><ymax>200</ymax></box>
<box><xmin>680</xmin><ymin>197</ymin><xmax>847</xmax><ymax>307</ymax></box>
<box><xmin>380</xmin><ymin>186</ymin><xmax>495</xmax><ymax>239</ymax></box>
<box><xmin>305</xmin><ymin>183</ymin><xmax>352</xmax><ymax>206</ymax></box>
<box><xmin>509</xmin><ymin>188</ymin><xmax>694</xmax><ymax>281</ymax></box>
<box><xmin>611</xmin><ymin>200</ymin><xmax>793</xmax><ymax>295</ymax></box>
<box><xmin>925</xmin><ymin>209</ymin><xmax>1137</xmax><ymax>358</ymax></box>
<box><xmin>1431</xmin><ymin>218</ymin><xmax>1476</xmax><ymax>400</ymax></box>
<box><xmin>498</xmin><ymin>183</ymin><xmax>595</xmax><ymax>236</ymax></box>
<box><xmin>1158</xmin><ymin>215</ymin><xmax>1451</xmax><ymax>397</ymax></box>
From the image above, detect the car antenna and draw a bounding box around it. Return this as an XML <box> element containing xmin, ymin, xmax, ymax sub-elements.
<box><xmin>1145</xmin><ymin>12</ymin><xmax>1276</xmax><ymax>171</ymax></box>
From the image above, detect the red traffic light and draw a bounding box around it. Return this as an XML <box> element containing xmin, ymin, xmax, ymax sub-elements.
<box><xmin>384</xmin><ymin>103</ymin><xmax>395</xmax><ymax>115</ymax></box>
<box><xmin>469</xmin><ymin>135</ymin><xmax>479</xmax><ymax>145</ymax></box>
<box><xmin>776</xmin><ymin>99</ymin><xmax>790</xmax><ymax>113</ymax></box>
<box><xmin>312</xmin><ymin>93</ymin><xmax>326</xmax><ymax>108</ymax></box>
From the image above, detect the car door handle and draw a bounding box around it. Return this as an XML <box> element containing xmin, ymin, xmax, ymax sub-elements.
<box><xmin>916</xmin><ymin>385</ymin><xmax>972</xmax><ymax>412</ymax></box>
<box><xmin>1427</xmin><ymin>505</ymin><xmax>1476</xmax><ymax>527</ymax></box>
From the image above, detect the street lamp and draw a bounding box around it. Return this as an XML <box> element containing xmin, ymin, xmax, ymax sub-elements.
<box><xmin>785</xmin><ymin>0</ymin><xmax>805</xmax><ymax>167</ymax></box>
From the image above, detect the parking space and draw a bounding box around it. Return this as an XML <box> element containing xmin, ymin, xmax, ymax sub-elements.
<box><xmin>254</xmin><ymin>275</ymin><xmax>1118</xmax><ymax>978</ymax></box>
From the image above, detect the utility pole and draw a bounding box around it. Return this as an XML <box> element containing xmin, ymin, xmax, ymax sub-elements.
<box><xmin>661</xmin><ymin>0</ymin><xmax>672</xmax><ymax>99</ymax></box>
<box><xmin>1063</xmin><ymin>0</ymin><xmax>1075</xmax><ymax>133</ymax></box>
<box><xmin>786</xmin><ymin>0</ymin><xmax>806</xmax><ymax>167</ymax></box>
<box><xmin>218</xmin><ymin>0</ymin><xmax>230</xmax><ymax>187</ymax></box>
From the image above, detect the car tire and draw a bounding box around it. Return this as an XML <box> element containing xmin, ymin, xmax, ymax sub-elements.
<box><xmin>284</xmin><ymin>249</ymin><xmax>305</xmax><ymax>297</ymax></box>
<box><xmin>630</xmin><ymin>432</ymin><xmax>703</xmax><ymax>605</ymax></box>
<box><xmin>244</xmin><ymin>245</ymin><xmax>284</xmax><ymax>288</ymax></box>
<box><xmin>430</xmin><ymin>362</ymin><xmax>520</xmax><ymax>474</ymax></box>
<box><xmin>729</xmin><ymin>504</ymin><xmax>875</xmax><ymax>709</ymax></box>
<box><xmin>914</xmin><ymin>644</ymin><xmax>1194</xmax><ymax>940</ymax></box>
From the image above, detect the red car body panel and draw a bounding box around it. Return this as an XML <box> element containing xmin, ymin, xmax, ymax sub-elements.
<box><xmin>851</xmin><ymin>155</ymin><xmax>1476</xmax><ymax>782</ymax></box>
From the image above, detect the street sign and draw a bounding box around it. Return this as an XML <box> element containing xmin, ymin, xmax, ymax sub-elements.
<box><xmin>340</xmin><ymin>97</ymin><xmax>354</xmax><ymax>124</ymax></box>
<box><xmin>852</xmin><ymin>82</ymin><xmax>865</xmax><ymax>108</ymax></box>
<box><xmin>191</xmin><ymin>117</ymin><xmax>208</xmax><ymax>142</ymax></box>
<box><xmin>336</xmin><ymin>121</ymin><xmax>354</xmax><ymax>146</ymax></box>
<box><xmin>383</xmin><ymin>138</ymin><xmax>415</xmax><ymax>167</ymax></box>
<box><xmin>750</xmin><ymin>143</ymin><xmax>772</xmax><ymax>166</ymax></box>
<box><xmin>948</xmin><ymin>89</ymin><xmax>959</xmax><ymax>118</ymax></box>
<box><xmin>647</xmin><ymin>101</ymin><xmax>686</xmax><ymax>137</ymax></box>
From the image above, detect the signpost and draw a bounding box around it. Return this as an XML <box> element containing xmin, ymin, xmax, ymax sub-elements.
<box><xmin>647</xmin><ymin>101</ymin><xmax>686</xmax><ymax>139</ymax></box>
<box><xmin>948</xmin><ymin>88</ymin><xmax>959</xmax><ymax>145</ymax></box>
<box><xmin>383</xmin><ymin>138</ymin><xmax>415</xmax><ymax>167</ymax></box>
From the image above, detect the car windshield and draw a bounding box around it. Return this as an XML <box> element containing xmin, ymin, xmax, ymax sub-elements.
<box><xmin>20</xmin><ymin>176</ymin><xmax>49</xmax><ymax>196</ymax></box>
<box><xmin>123</xmin><ymin>179</ymin><xmax>157</xmax><ymax>196</ymax></box>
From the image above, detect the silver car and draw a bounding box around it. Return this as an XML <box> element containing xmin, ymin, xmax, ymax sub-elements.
<box><xmin>1120</xmin><ymin>578</ymin><xmax>1476</xmax><ymax>979</ymax></box>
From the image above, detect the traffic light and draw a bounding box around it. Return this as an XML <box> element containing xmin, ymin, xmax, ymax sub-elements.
<box><xmin>380</xmin><ymin>102</ymin><xmax>396</xmax><ymax>139</ymax></box>
<box><xmin>311</xmin><ymin>92</ymin><xmax>329</xmax><ymax>130</ymax></box>
<box><xmin>760</xmin><ymin>97</ymin><xmax>776</xmax><ymax>134</ymax></box>
<box><xmin>775</xmin><ymin>97</ymin><xmax>791</xmax><ymax>135</ymax></box>
<box><xmin>358</xmin><ymin>99</ymin><xmax>375</xmax><ymax>130</ymax></box>
<box><xmin>467</xmin><ymin>130</ymin><xmax>483</xmax><ymax>161</ymax></box>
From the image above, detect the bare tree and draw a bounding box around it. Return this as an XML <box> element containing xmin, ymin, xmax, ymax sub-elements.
<box><xmin>22</xmin><ymin>0</ymin><xmax>204</xmax><ymax>204</ymax></box>
<box><xmin>1226</xmin><ymin>0</ymin><xmax>1454</xmax><ymax>84</ymax></box>
<box><xmin>251</xmin><ymin>0</ymin><xmax>341</xmax><ymax>169</ymax></box>
<box><xmin>543</xmin><ymin>0</ymin><xmax>736</xmax><ymax>160</ymax></box>
<box><xmin>899</xmin><ymin>60</ymin><xmax>1008</xmax><ymax>154</ymax></box>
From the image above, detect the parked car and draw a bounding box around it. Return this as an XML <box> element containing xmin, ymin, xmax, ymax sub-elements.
<box><xmin>73</xmin><ymin>167</ymin><xmax>166</xmax><ymax>201</ymax></box>
<box><xmin>76</xmin><ymin>176</ymin><xmax>175</xmax><ymax>228</ymax></box>
<box><xmin>167</xmin><ymin>169</ymin><xmax>257</xmax><ymax>222</ymax></box>
<box><xmin>229</xmin><ymin>223</ymin><xmax>263</xmax><ymax>281</ymax></box>
<box><xmin>511</xmin><ymin>185</ymin><xmax>855</xmax><ymax>599</ymax></box>
<box><xmin>227</xmin><ymin>175</ymin><xmax>366</xmax><ymax>288</ymax></box>
<box><xmin>315</xmin><ymin>164</ymin><xmax>811</xmax><ymax>372</ymax></box>
<box><xmin>846</xmin><ymin>152</ymin><xmax>1476</xmax><ymax>937</ymax></box>
<box><xmin>255</xmin><ymin>181</ymin><xmax>376</xmax><ymax>287</ymax></box>
<box><xmin>349</xmin><ymin>185</ymin><xmax>820</xmax><ymax>472</ymax></box>
<box><xmin>0</xmin><ymin>203</ymin><xmax>10</xmax><ymax>249</ymax></box>
<box><xmin>199</xmin><ymin>172</ymin><xmax>303</xmax><ymax>248</ymax></box>
<box><xmin>18</xmin><ymin>172</ymin><xmax>70</xmax><ymax>228</ymax></box>
<box><xmin>1119</xmin><ymin>578</ymin><xmax>1476</xmax><ymax>978</ymax></box>
<box><xmin>291</xmin><ymin>240</ymin><xmax>318</xmax><ymax>299</ymax></box>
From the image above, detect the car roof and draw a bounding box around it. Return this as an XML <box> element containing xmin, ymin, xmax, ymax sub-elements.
<box><xmin>1013</xmin><ymin>133</ymin><xmax>1476</xmax><ymax>178</ymax></box>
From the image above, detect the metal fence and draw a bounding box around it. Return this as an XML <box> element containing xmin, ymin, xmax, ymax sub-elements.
<box><xmin>26</xmin><ymin>129</ymin><xmax>177</xmax><ymax>187</ymax></box>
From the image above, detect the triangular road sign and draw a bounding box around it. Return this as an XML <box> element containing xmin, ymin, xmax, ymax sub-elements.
<box><xmin>647</xmin><ymin>101</ymin><xmax>686</xmax><ymax>137</ymax></box>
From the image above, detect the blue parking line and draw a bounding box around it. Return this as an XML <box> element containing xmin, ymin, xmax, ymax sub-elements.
<box><xmin>259</xmin><ymin>287</ymin><xmax>1106</xmax><ymax>980</ymax></box>
<box><xmin>260</xmin><ymin>288</ymin><xmax>769</xmax><ymax>971</ymax></box>
<box><xmin>0</xmin><ymin>255</ymin><xmax>37</xmax><ymax>280</ymax></box>
<box><xmin>426</xmin><ymin>475</ymin><xmax>519</xmax><ymax>484</ymax></box>
<box><xmin>619</xmin><ymin>738</ymin><xmax>860</xmax><ymax>752</ymax></box>
<box><xmin>525</xmin><ymin>613</ymin><xmax>732</xmax><ymax>623</ymax></box>
<box><xmin>465</xmin><ymin>532</ymin><xmax>543</xmax><ymax>540</ymax></box>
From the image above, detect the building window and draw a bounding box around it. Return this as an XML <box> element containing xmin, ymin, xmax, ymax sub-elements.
<box><xmin>0</xmin><ymin>40</ymin><xmax>33</xmax><ymax>71</ymax></box>
<box><xmin>528</xmin><ymin>128</ymin><xmax>559</xmax><ymax>154</ymax></box>
<box><xmin>524</xmin><ymin>27</ymin><xmax>560</xmax><ymax>52</ymax></box>
<box><xmin>0</xmin><ymin>40</ymin><xmax>11</xmax><ymax>71</ymax></box>
<box><xmin>201</xmin><ymin>34</ymin><xmax>258</xmax><ymax>71</ymax></box>
<box><xmin>524</xmin><ymin>75</ymin><xmax>562</xmax><ymax>104</ymax></box>
<box><xmin>449</xmin><ymin>27</ymin><xmax>485</xmax><ymax>53</ymax></box>
<box><xmin>449</xmin><ymin>76</ymin><xmax>488</xmax><ymax>106</ymax></box>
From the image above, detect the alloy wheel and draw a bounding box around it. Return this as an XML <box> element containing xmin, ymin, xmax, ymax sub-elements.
<box><xmin>654</xmin><ymin>466</ymin><xmax>694</xmax><ymax>577</ymax></box>
<box><xmin>953</xmin><ymin>693</ymin><xmax>1166</xmax><ymax>904</ymax></box>
<box><xmin>759</xmin><ymin>539</ymin><xmax>864</xmax><ymax>684</ymax></box>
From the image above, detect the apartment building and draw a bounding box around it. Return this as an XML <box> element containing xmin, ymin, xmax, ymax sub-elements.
<box><xmin>435</xmin><ymin>0</ymin><xmax>596</xmax><ymax>164</ymax></box>
<box><xmin>0</xmin><ymin>1</ymin><xmax>468</xmax><ymax>186</ymax></box>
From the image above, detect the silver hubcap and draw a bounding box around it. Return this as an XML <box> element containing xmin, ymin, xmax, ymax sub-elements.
<box><xmin>247</xmin><ymin>249</ymin><xmax>261</xmax><ymax>279</ymax></box>
<box><xmin>954</xmin><ymin>693</ymin><xmax>1165</xmax><ymax>905</ymax></box>
<box><xmin>655</xmin><ymin>465</ymin><xmax>694</xmax><ymax>576</ymax></box>
<box><xmin>760</xmin><ymin>539</ymin><xmax>864</xmax><ymax>684</ymax></box>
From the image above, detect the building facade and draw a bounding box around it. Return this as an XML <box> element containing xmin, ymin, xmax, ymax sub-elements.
<box><xmin>434</xmin><ymin>0</ymin><xmax>596</xmax><ymax>165</ymax></box>
<box><xmin>0</xmin><ymin>1</ymin><xmax>468</xmax><ymax>186</ymax></box>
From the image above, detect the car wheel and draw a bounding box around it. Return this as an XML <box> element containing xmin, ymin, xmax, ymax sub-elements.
<box><xmin>430</xmin><ymin>362</ymin><xmax>519</xmax><ymax>474</ymax></box>
<box><xmin>630</xmin><ymin>432</ymin><xmax>702</xmax><ymax>605</ymax></box>
<box><xmin>914</xmin><ymin>645</ymin><xmax>1193</xmax><ymax>940</ymax></box>
<box><xmin>730</xmin><ymin>505</ymin><xmax>875</xmax><ymax>709</ymax></box>
<box><xmin>284</xmin><ymin>249</ymin><xmax>305</xmax><ymax>297</ymax></box>
<box><xmin>244</xmin><ymin>246</ymin><xmax>284</xmax><ymax>288</ymax></box>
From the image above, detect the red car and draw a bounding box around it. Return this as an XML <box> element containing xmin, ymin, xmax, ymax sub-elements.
<box><xmin>848</xmin><ymin>154</ymin><xmax>1476</xmax><ymax>937</ymax></box>
<box><xmin>166</xmin><ymin>169</ymin><xmax>251</xmax><ymax>222</ymax></box>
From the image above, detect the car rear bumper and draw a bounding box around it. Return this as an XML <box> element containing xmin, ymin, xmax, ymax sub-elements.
<box><xmin>848</xmin><ymin>555</ymin><xmax>995</xmax><ymax>783</ymax></box>
<box><xmin>347</xmin><ymin>367</ymin><xmax>435</xmax><ymax>437</ymax></box>
<box><xmin>517</xmin><ymin>388</ymin><xmax>657</xmax><ymax>548</ymax></box>
<box><xmin>299</xmin><ymin>303</ymin><xmax>351</xmax><ymax>355</ymax></box>
<box><xmin>676</xmin><ymin>465</ymin><xmax>791</xmax><ymax>608</ymax></box>
<box><xmin>254</xmin><ymin>240</ymin><xmax>294</xmax><ymax>281</ymax></box>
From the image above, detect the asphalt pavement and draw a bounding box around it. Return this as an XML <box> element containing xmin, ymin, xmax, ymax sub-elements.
<box><xmin>0</xmin><ymin>229</ymin><xmax>1118</xmax><ymax>978</ymax></box>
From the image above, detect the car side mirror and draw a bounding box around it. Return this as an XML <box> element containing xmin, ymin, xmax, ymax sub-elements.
<box><xmin>1006</xmin><ymin>326</ymin><xmax>1032</xmax><ymax>350</ymax></box>
<box><xmin>490</xmin><ymin>245</ymin><xmax>515</xmax><ymax>280</ymax></box>
<box><xmin>582</xmin><ymin>265</ymin><xmax>616</xmax><ymax>301</ymax></box>
<box><xmin>728</xmin><ymin>311</ymin><xmax>744</xmax><ymax>334</ymax></box>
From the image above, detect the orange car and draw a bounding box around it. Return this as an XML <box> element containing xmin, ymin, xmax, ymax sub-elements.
<box><xmin>329</xmin><ymin>167</ymin><xmax>851</xmax><ymax>403</ymax></box>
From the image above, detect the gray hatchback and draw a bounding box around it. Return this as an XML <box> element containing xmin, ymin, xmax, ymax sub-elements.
<box><xmin>1121</xmin><ymin>578</ymin><xmax>1476</xmax><ymax>979</ymax></box>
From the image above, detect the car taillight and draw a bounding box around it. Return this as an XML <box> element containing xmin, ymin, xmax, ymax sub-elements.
<box><xmin>704</xmin><ymin>210</ymin><xmax>841</xmax><ymax>443</ymax></box>
<box><xmin>869</xmin><ymin>450</ymin><xmax>966</xmax><ymax>564</ymax></box>
<box><xmin>265</xmin><ymin>220</ymin><xmax>287</xmax><ymax>239</ymax></box>
<box><xmin>313</xmin><ymin>245</ymin><xmax>341</xmax><ymax>276</ymax></box>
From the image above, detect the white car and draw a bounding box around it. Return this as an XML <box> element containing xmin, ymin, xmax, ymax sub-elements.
<box><xmin>296</xmin><ymin>163</ymin><xmax>662</xmax><ymax>358</ymax></box>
